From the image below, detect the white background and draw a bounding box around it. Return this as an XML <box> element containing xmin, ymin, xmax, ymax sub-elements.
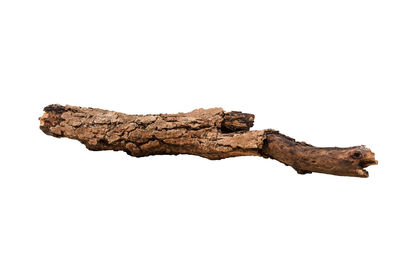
<box><xmin>0</xmin><ymin>0</ymin><xmax>399</xmax><ymax>266</ymax></box>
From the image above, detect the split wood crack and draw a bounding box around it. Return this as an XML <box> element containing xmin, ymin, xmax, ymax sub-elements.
<box><xmin>40</xmin><ymin>104</ymin><xmax>377</xmax><ymax>177</ymax></box>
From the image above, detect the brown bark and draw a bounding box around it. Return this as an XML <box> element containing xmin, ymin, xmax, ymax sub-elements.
<box><xmin>39</xmin><ymin>104</ymin><xmax>377</xmax><ymax>177</ymax></box>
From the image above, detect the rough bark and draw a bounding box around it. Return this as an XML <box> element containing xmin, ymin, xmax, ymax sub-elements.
<box><xmin>39</xmin><ymin>104</ymin><xmax>377</xmax><ymax>177</ymax></box>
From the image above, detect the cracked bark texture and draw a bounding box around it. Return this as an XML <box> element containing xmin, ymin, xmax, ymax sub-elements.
<box><xmin>40</xmin><ymin>104</ymin><xmax>377</xmax><ymax>177</ymax></box>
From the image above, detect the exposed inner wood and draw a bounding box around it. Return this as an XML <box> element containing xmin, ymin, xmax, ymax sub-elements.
<box><xmin>39</xmin><ymin>104</ymin><xmax>377</xmax><ymax>177</ymax></box>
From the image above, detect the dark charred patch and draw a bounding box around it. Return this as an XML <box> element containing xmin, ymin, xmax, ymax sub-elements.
<box><xmin>98</xmin><ymin>139</ymin><xmax>109</xmax><ymax>145</ymax></box>
<box><xmin>44</xmin><ymin>104</ymin><xmax>66</xmax><ymax>114</ymax></box>
<box><xmin>352</xmin><ymin>151</ymin><xmax>362</xmax><ymax>159</ymax></box>
<box><xmin>359</xmin><ymin>160</ymin><xmax>378</xmax><ymax>168</ymax></box>
<box><xmin>296</xmin><ymin>169</ymin><xmax>312</xmax><ymax>175</ymax></box>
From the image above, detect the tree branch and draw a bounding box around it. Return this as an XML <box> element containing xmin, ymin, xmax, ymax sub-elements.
<box><xmin>39</xmin><ymin>104</ymin><xmax>377</xmax><ymax>177</ymax></box>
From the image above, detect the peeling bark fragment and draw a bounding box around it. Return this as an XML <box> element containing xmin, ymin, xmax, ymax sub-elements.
<box><xmin>221</xmin><ymin>111</ymin><xmax>254</xmax><ymax>133</ymax></box>
<box><xmin>39</xmin><ymin>104</ymin><xmax>378</xmax><ymax>177</ymax></box>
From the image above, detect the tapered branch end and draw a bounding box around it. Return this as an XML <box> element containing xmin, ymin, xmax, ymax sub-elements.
<box><xmin>262</xmin><ymin>132</ymin><xmax>378</xmax><ymax>178</ymax></box>
<box><xmin>349</xmin><ymin>146</ymin><xmax>378</xmax><ymax>177</ymax></box>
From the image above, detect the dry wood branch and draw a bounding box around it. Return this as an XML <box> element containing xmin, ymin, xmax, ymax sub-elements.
<box><xmin>39</xmin><ymin>104</ymin><xmax>377</xmax><ymax>177</ymax></box>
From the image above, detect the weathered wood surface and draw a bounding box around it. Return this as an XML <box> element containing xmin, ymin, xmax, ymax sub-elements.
<box><xmin>40</xmin><ymin>104</ymin><xmax>377</xmax><ymax>177</ymax></box>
